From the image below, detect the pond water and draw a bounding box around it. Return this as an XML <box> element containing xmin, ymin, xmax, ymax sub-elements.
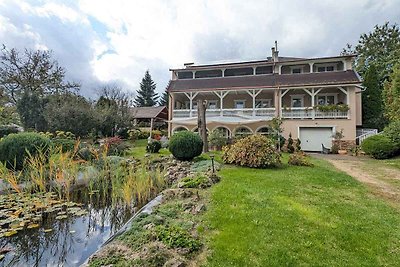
<box><xmin>0</xmin><ymin>187</ymin><xmax>137</xmax><ymax>267</ymax></box>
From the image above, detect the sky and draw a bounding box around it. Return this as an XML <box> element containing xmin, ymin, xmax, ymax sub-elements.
<box><xmin>0</xmin><ymin>0</ymin><xmax>399</xmax><ymax>99</ymax></box>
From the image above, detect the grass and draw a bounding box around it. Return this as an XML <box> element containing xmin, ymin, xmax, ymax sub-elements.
<box><xmin>127</xmin><ymin>139</ymin><xmax>170</xmax><ymax>159</ymax></box>
<box><xmin>204</xmin><ymin>156</ymin><xmax>400</xmax><ymax>266</ymax></box>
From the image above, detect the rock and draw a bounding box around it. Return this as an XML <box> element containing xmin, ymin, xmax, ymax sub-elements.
<box><xmin>143</xmin><ymin>223</ymin><xmax>155</xmax><ymax>230</ymax></box>
<box><xmin>192</xmin><ymin>204</ymin><xmax>206</xmax><ymax>214</ymax></box>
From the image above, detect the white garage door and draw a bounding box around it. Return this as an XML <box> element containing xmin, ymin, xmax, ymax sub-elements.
<box><xmin>299</xmin><ymin>127</ymin><xmax>333</xmax><ymax>152</ymax></box>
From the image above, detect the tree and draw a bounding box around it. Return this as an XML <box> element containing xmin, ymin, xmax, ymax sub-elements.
<box><xmin>158</xmin><ymin>89</ymin><xmax>169</xmax><ymax>107</ymax></box>
<box><xmin>45</xmin><ymin>93</ymin><xmax>97</xmax><ymax>137</ymax></box>
<box><xmin>16</xmin><ymin>92</ymin><xmax>48</xmax><ymax>131</ymax></box>
<box><xmin>95</xmin><ymin>85</ymin><xmax>133</xmax><ymax>136</ymax></box>
<box><xmin>362</xmin><ymin>64</ymin><xmax>386</xmax><ymax>129</ymax></box>
<box><xmin>342</xmin><ymin>22</ymin><xmax>400</xmax><ymax>80</ymax></box>
<box><xmin>383</xmin><ymin>63</ymin><xmax>400</xmax><ymax>122</ymax></box>
<box><xmin>0</xmin><ymin>45</ymin><xmax>80</xmax><ymax>104</ymax></box>
<box><xmin>342</xmin><ymin>22</ymin><xmax>400</xmax><ymax>129</ymax></box>
<box><xmin>134</xmin><ymin>70</ymin><xmax>158</xmax><ymax>107</ymax></box>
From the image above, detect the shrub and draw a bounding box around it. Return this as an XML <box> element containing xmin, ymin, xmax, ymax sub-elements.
<box><xmin>361</xmin><ymin>134</ymin><xmax>399</xmax><ymax>159</ymax></box>
<box><xmin>52</xmin><ymin>138</ymin><xmax>77</xmax><ymax>153</ymax></box>
<box><xmin>331</xmin><ymin>143</ymin><xmax>339</xmax><ymax>154</ymax></box>
<box><xmin>169</xmin><ymin>131</ymin><xmax>203</xmax><ymax>161</ymax></box>
<box><xmin>287</xmin><ymin>133</ymin><xmax>295</xmax><ymax>153</ymax></box>
<box><xmin>178</xmin><ymin>176</ymin><xmax>210</xmax><ymax>188</ymax></box>
<box><xmin>155</xmin><ymin>224</ymin><xmax>202</xmax><ymax>252</ymax></box>
<box><xmin>208</xmin><ymin>129</ymin><xmax>227</xmax><ymax>150</ymax></box>
<box><xmin>116</xmin><ymin>127</ymin><xmax>129</xmax><ymax>139</ymax></box>
<box><xmin>78</xmin><ymin>147</ymin><xmax>95</xmax><ymax>161</ymax></box>
<box><xmin>0</xmin><ymin>132</ymin><xmax>51</xmax><ymax>170</ymax></box>
<box><xmin>55</xmin><ymin>130</ymin><xmax>75</xmax><ymax>140</ymax></box>
<box><xmin>146</xmin><ymin>140</ymin><xmax>162</xmax><ymax>153</ymax></box>
<box><xmin>295</xmin><ymin>139</ymin><xmax>301</xmax><ymax>151</ymax></box>
<box><xmin>383</xmin><ymin>120</ymin><xmax>400</xmax><ymax>144</ymax></box>
<box><xmin>223</xmin><ymin>135</ymin><xmax>281</xmax><ymax>168</ymax></box>
<box><xmin>0</xmin><ymin>125</ymin><xmax>20</xmax><ymax>138</ymax></box>
<box><xmin>128</xmin><ymin>129</ymin><xmax>140</xmax><ymax>140</ymax></box>
<box><xmin>104</xmin><ymin>137</ymin><xmax>131</xmax><ymax>156</ymax></box>
<box><xmin>288</xmin><ymin>152</ymin><xmax>314</xmax><ymax>167</ymax></box>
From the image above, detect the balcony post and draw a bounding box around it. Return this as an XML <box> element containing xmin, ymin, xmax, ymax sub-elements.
<box><xmin>214</xmin><ymin>91</ymin><xmax>229</xmax><ymax>117</ymax></box>
<box><xmin>189</xmin><ymin>92</ymin><xmax>193</xmax><ymax>117</ymax></box>
<box><xmin>309</xmin><ymin>62</ymin><xmax>314</xmax><ymax>73</ymax></box>
<box><xmin>246</xmin><ymin>89</ymin><xmax>262</xmax><ymax>117</ymax></box>
<box><xmin>311</xmin><ymin>88</ymin><xmax>315</xmax><ymax>119</ymax></box>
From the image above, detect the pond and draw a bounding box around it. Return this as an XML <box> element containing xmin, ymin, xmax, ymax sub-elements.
<box><xmin>0</xmin><ymin>187</ymin><xmax>137</xmax><ymax>266</ymax></box>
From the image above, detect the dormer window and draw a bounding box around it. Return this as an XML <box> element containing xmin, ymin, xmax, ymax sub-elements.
<box><xmin>292</xmin><ymin>68</ymin><xmax>302</xmax><ymax>74</ymax></box>
<box><xmin>316</xmin><ymin>64</ymin><xmax>336</xmax><ymax>72</ymax></box>
<box><xmin>289</xmin><ymin>65</ymin><xmax>304</xmax><ymax>74</ymax></box>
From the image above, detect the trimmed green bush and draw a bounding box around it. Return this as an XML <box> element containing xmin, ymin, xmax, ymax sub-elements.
<box><xmin>361</xmin><ymin>134</ymin><xmax>399</xmax><ymax>159</ymax></box>
<box><xmin>223</xmin><ymin>135</ymin><xmax>281</xmax><ymax>168</ymax></box>
<box><xmin>52</xmin><ymin>138</ymin><xmax>76</xmax><ymax>152</ymax></box>
<box><xmin>0</xmin><ymin>132</ymin><xmax>51</xmax><ymax>170</ymax></box>
<box><xmin>0</xmin><ymin>125</ymin><xmax>20</xmax><ymax>138</ymax></box>
<box><xmin>169</xmin><ymin>131</ymin><xmax>203</xmax><ymax>160</ymax></box>
<box><xmin>287</xmin><ymin>133</ymin><xmax>295</xmax><ymax>153</ymax></box>
<box><xmin>146</xmin><ymin>140</ymin><xmax>162</xmax><ymax>153</ymax></box>
<box><xmin>208</xmin><ymin>129</ymin><xmax>228</xmax><ymax>150</ymax></box>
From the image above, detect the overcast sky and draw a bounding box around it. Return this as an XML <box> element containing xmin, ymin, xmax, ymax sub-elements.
<box><xmin>0</xmin><ymin>0</ymin><xmax>399</xmax><ymax>98</ymax></box>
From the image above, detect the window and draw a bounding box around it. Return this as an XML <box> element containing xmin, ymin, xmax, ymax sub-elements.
<box><xmin>234</xmin><ymin>127</ymin><xmax>252</xmax><ymax>137</ymax></box>
<box><xmin>234</xmin><ymin>100</ymin><xmax>246</xmax><ymax>109</ymax></box>
<box><xmin>208</xmin><ymin>100</ymin><xmax>218</xmax><ymax>109</ymax></box>
<box><xmin>291</xmin><ymin>95</ymin><xmax>304</xmax><ymax>108</ymax></box>
<box><xmin>255</xmin><ymin>99</ymin><xmax>272</xmax><ymax>108</ymax></box>
<box><xmin>317</xmin><ymin>95</ymin><xmax>336</xmax><ymax>105</ymax></box>
<box><xmin>292</xmin><ymin>68</ymin><xmax>302</xmax><ymax>74</ymax></box>
<box><xmin>317</xmin><ymin>65</ymin><xmax>336</xmax><ymax>72</ymax></box>
<box><xmin>185</xmin><ymin>101</ymin><xmax>198</xmax><ymax>109</ymax></box>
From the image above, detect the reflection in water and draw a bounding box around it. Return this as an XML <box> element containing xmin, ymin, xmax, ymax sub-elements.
<box><xmin>0</xmin><ymin>187</ymin><xmax>136</xmax><ymax>267</ymax></box>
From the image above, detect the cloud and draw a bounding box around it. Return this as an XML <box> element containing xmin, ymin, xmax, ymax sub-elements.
<box><xmin>0</xmin><ymin>0</ymin><xmax>399</xmax><ymax>99</ymax></box>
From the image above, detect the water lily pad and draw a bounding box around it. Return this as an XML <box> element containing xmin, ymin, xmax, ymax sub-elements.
<box><xmin>4</xmin><ymin>230</ymin><xmax>17</xmax><ymax>237</ymax></box>
<box><xmin>27</xmin><ymin>223</ymin><xmax>39</xmax><ymax>229</ymax></box>
<box><xmin>55</xmin><ymin>215</ymin><xmax>68</xmax><ymax>220</ymax></box>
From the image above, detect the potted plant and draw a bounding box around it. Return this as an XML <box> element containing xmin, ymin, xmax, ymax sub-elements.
<box><xmin>332</xmin><ymin>129</ymin><xmax>346</xmax><ymax>154</ymax></box>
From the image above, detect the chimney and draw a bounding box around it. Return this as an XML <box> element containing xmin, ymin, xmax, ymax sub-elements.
<box><xmin>271</xmin><ymin>40</ymin><xmax>279</xmax><ymax>62</ymax></box>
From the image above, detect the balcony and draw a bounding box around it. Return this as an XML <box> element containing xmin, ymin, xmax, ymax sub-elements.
<box><xmin>173</xmin><ymin>108</ymin><xmax>276</xmax><ymax>119</ymax></box>
<box><xmin>281</xmin><ymin>107</ymin><xmax>349</xmax><ymax>119</ymax></box>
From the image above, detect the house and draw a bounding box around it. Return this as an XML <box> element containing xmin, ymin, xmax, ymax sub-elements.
<box><xmin>166</xmin><ymin>42</ymin><xmax>363</xmax><ymax>152</ymax></box>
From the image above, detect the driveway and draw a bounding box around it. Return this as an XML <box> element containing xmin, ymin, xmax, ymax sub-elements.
<box><xmin>311</xmin><ymin>154</ymin><xmax>400</xmax><ymax>206</ymax></box>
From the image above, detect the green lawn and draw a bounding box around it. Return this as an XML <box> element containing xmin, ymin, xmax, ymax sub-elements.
<box><xmin>205</xmin><ymin>156</ymin><xmax>400</xmax><ymax>266</ymax></box>
<box><xmin>127</xmin><ymin>139</ymin><xmax>171</xmax><ymax>158</ymax></box>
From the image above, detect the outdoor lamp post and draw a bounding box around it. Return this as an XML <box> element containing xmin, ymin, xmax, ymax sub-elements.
<box><xmin>210</xmin><ymin>154</ymin><xmax>215</xmax><ymax>174</ymax></box>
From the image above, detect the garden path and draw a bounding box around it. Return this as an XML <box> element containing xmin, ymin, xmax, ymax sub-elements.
<box><xmin>311</xmin><ymin>154</ymin><xmax>400</xmax><ymax>207</ymax></box>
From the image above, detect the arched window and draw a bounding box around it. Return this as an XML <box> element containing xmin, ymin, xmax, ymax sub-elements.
<box><xmin>234</xmin><ymin>126</ymin><xmax>252</xmax><ymax>137</ymax></box>
<box><xmin>214</xmin><ymin>126</ymin><xmax>231</xmax><ymax>138</ymax></box>
<box><xmin>256</xmin><ymin>127</ymin><xmax>271</xmax><ymax>135</ymax></box>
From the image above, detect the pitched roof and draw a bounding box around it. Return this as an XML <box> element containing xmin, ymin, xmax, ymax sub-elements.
<box><xmin>129</xmin><ymin>106</ymin><xmax>168</xmax><ymax>119</ymax></box>
<box><xmin>167</xmin><ymin>71</ymin><xmax>361</xmax><ymax>92</ymax></box>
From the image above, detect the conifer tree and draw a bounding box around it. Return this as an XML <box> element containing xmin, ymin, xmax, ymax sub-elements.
<box><xmin>134</xmin><ymin>70</ymin><xmax>158</xmax><ymax>107</ymax></box>
<box><xmin>362</xmin><ymin>64</ymin><xmax>386</xmax><ymax>129</ymax></box>
<box><xmin>158</xmin><ymin>89</ymin><xmax>169</xmax><ymax>107</ymax></box>
<box><xmin>383</xmin><ymin>63</ymin><xmax>400</xmax><ymax>122</ymax></box>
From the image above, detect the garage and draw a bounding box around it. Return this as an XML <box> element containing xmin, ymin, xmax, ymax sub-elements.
<box><xmin>299</xmin><ymin>127</ymin><xmax>333</xmax><ymax>152</ymax></box>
